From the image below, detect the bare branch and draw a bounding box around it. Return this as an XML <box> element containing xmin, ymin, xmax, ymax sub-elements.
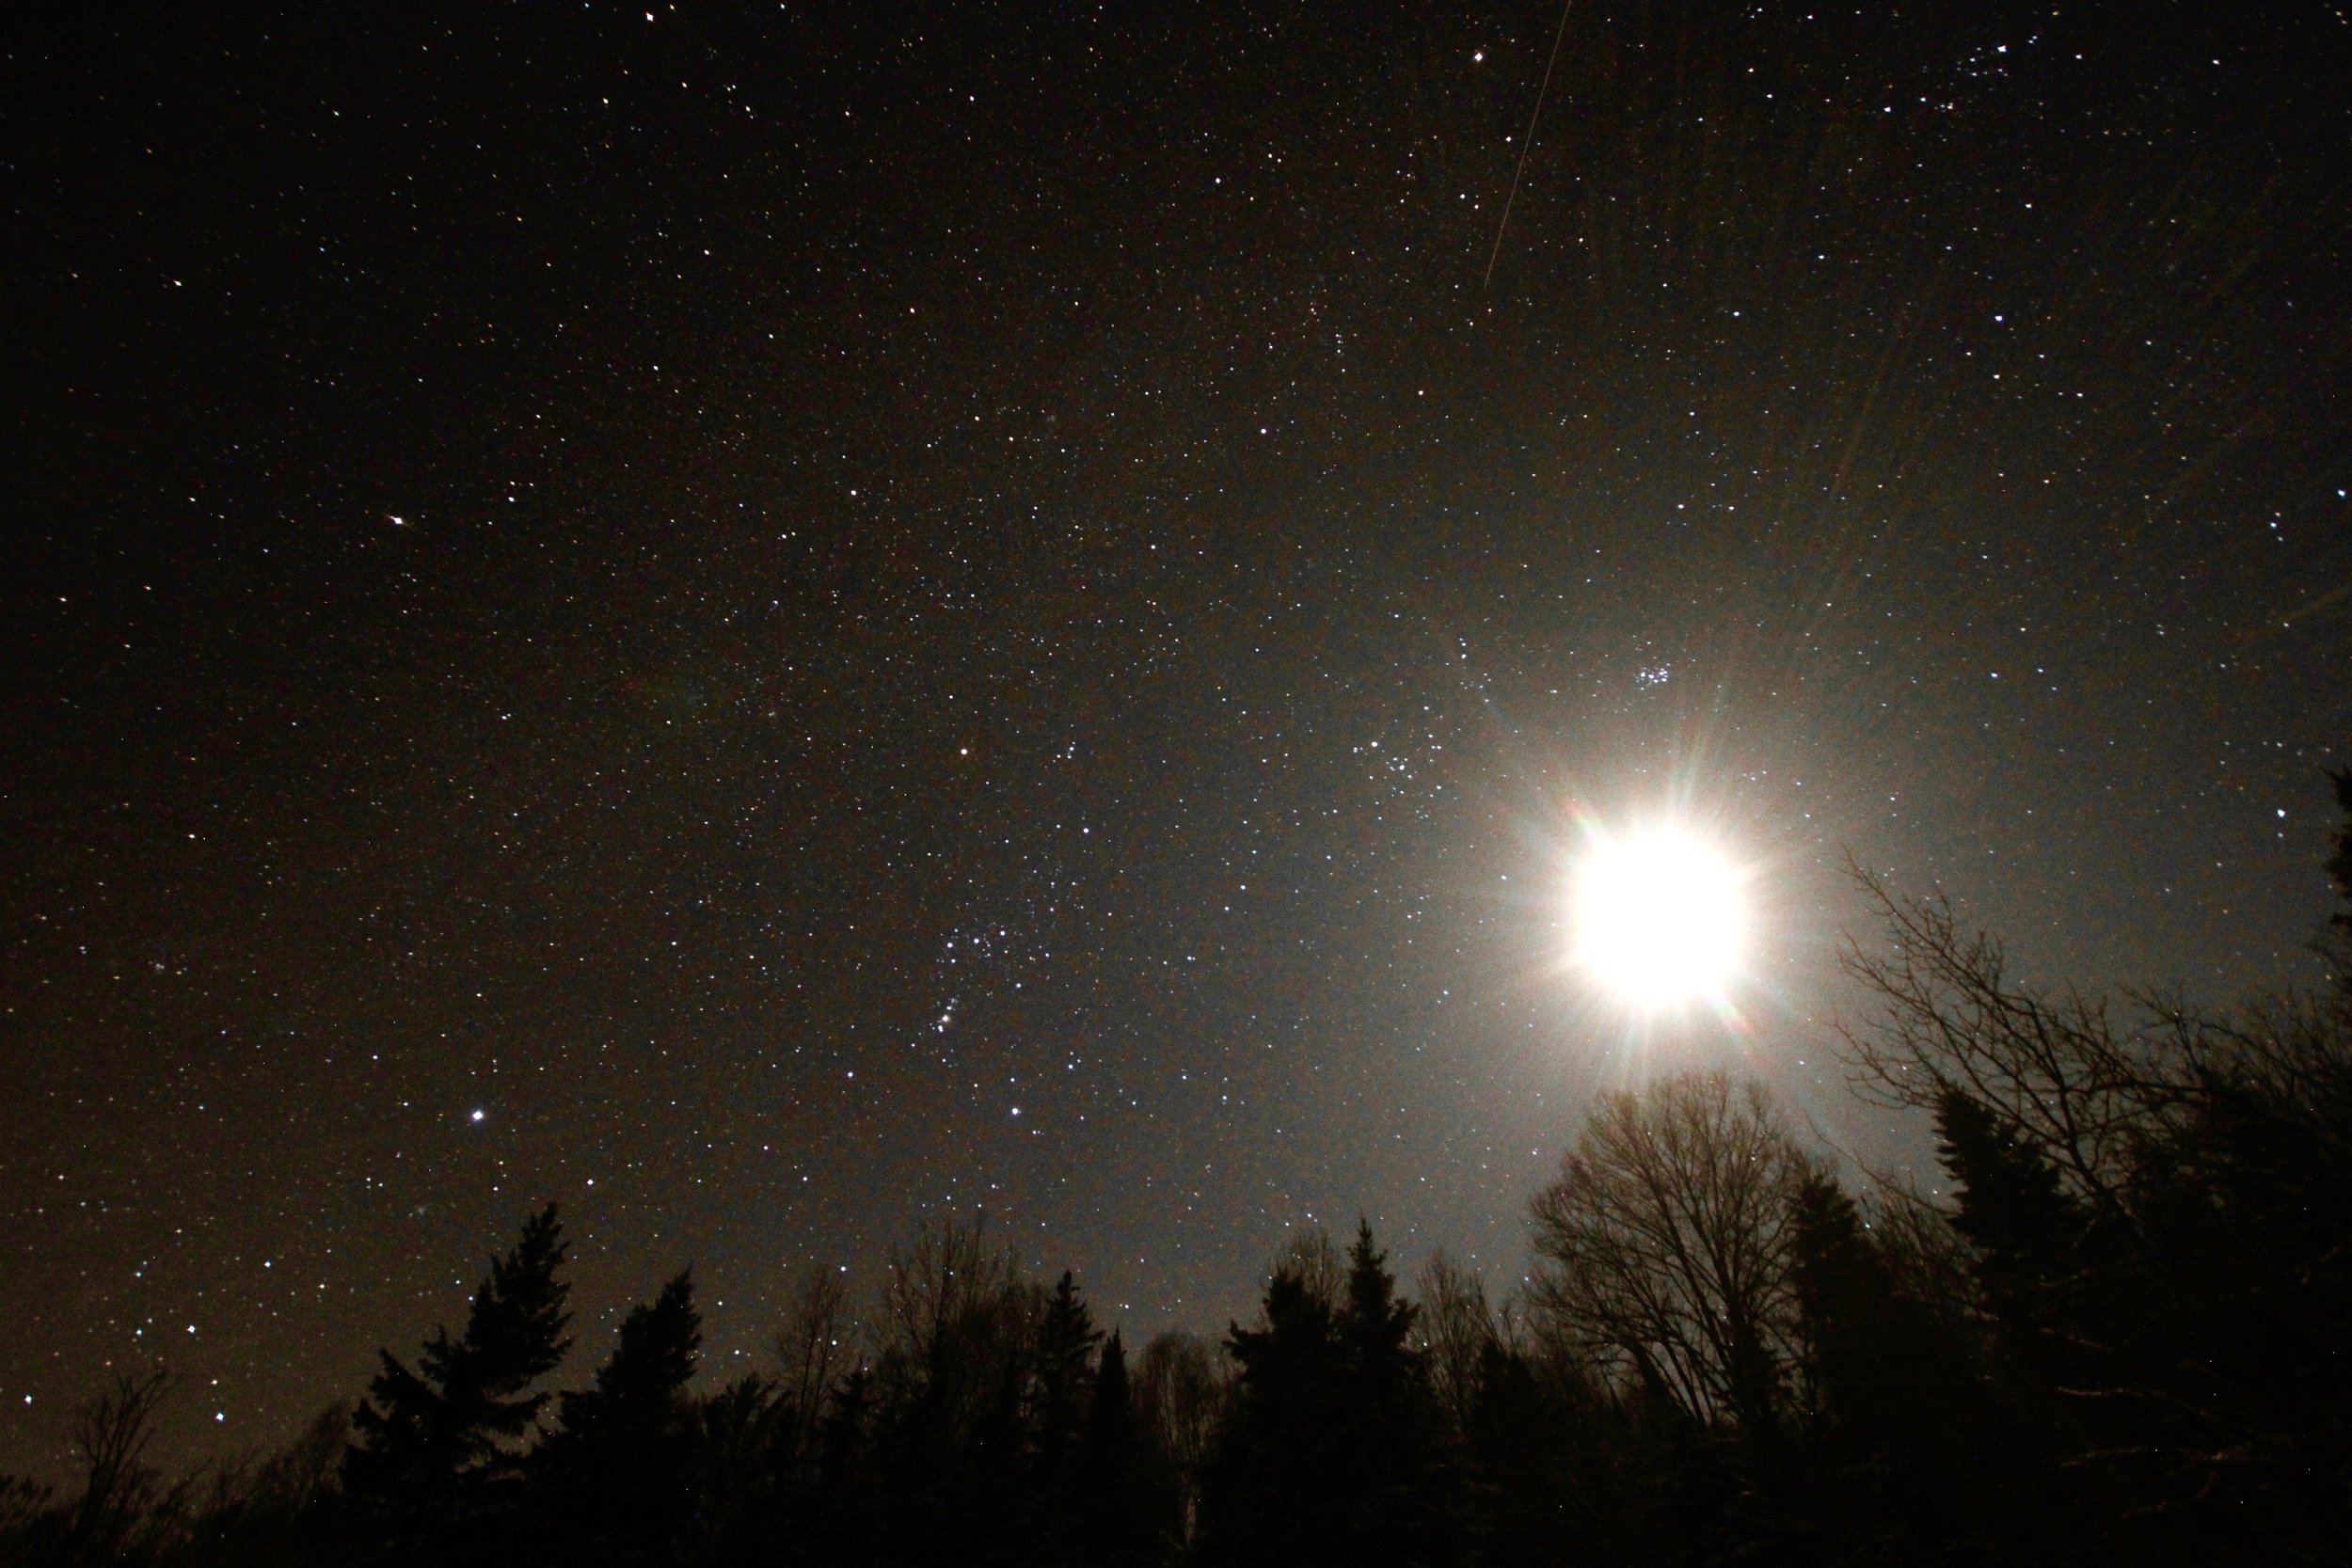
<box><xmin>1528</xmin><ymin>1072</ymin><xmax>1812</xmax><ymax>1432</ymax></box>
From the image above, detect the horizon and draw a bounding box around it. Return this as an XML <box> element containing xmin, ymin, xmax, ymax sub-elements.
<box><xmin>6</xmin><ymin>0</ymin><xmax>2347</xmax><ymax>1500</ymax></box>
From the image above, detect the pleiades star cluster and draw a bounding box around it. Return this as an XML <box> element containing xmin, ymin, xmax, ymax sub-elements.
<box><xmin>4</xmin><ymin>1</ymin><xmax>2346</xmax><ymax>1473</ymax></box>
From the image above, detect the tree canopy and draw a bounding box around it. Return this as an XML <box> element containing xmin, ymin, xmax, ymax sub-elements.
<box><xmin>12</xmin><ymin>783</ymin><xmax>2352</xmax><ymax>1565</ymax></box>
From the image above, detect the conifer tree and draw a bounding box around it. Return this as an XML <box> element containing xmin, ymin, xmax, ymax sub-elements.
<box><xmin>1200</xmin><ymin>1259</ymin><xmax>1345</xmax><ymax>1565</ymax></box>
<box><xmin>1335</xmin><ymin>1220</ymin><xmax>1449</xmax><ymax>1566</ymax></box>
<box><xmin>1790</xmin><ymin>1175</ymin><xmax>1914</xmax><ymax>1441</ymax></box>
<box><xmin>1462</xmin><ymin>1339</ymin><xmax>1572</xmax><ymax>1568</ymax></box>
<box><xmin>1931</xmin><ymin>1085</ymin><xmax>2104</xmax><ymax>1475</ymax></box>
<box><xmin>809</xmin><ymin>1361</ymin><xmax>876</xmax><ymax>1554</ymax></box>
<box><xmin>344</xmin><ymin>1204</ymin><xmax>571</xmax><ymax>1545</ymax></box>
<box><xmin>1074</xmin><ymin>1328</ymin><xmax>1155</xmax><ymax>1563</ymax></box>
<box><xmin>1030</xmin><ymin>1270</ymin><xmax>1102</xmax><ymax>1478</ymax></box>
<box><xmin>538</xmin><ymin>1268</ymin><xmax>703</xmax><ymax>1564</ymax></box>
<box><xmin>1788</xmin><ymin>1172</ymin><xmax>2005</xmax><ymax>1556</ymax></box>
<box><xmin>818</xmin><ymin>1362</ymin><xmax>872</xmax><ymax>1483</ymax></box>
<box><xmin>1088</xmin><ymin>1326</ymin><xmax>1134</xmax><ymax>1460</ymax></box>
<box><xmin>1933</xmin><ymin>1087</ymin><xmax>2082</xmax><ymax>1314</ymax></box>
<box><xmin>1202</xmin><ymin>1224</ymin><xmax>1450</xmax><ymax>1568</ymax></box>
<box><xmin>1339</xmin><ymin>1220</ymin><xmax>1420</xmax><ymax>1399</ymax></box>
<box><xmin>560</xmin><ymin>1270</ymin><xmax>702</xmax><ymax>1441</ymax></box>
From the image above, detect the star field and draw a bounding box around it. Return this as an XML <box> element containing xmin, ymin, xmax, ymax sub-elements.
<box><xmin>4</xmin><ymin>1</ymin><xmax>2348</xmax><ymax>1473</ymax></box>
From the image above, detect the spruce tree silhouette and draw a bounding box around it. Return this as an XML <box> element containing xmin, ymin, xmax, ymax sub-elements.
<box><xmin>28</xmin><ymin>773</ymin><xmax>2352</xmax><ymax>1567</ymax></box>
<box><xmin>1788</xmin><ymin>1171</ymin><xmax>2012</xmax><ymax>1559</ymax></box>
<box><xmin>803</xmin><ymin>1359</ymin><xmax>877</xmax><ymax>1561</ymax></box>
<box><xmin>1461</xmin><ymin>1339</ymin><xmax>1580</xmax><ymax>1568</ymax></box>
<box><xmin>1933</xmin><ymin>1088</ymin><xmax>2083</xmax><ymax>1323</ymax></box>
<box><xmin>1202</xmin><ymin>1223</ymin><xmax>1446</xmax><ymax>1568</ymax></box>
<box><xmin>1335</xmin><ymin>1221</ymin><xmax>1451</xmax><ymax>1567</ymax></box>
<box><xmin>1030</xmin><ymin>1270</ymin><xmax>1102</xmax><ymax>1481</ymax></box>
<box><xmin>1929</xmin><ymin>1084</ymin><xmax>2150</xmax><ymax>1558</ymax></box>
<box><xmin>1087</xmin><ymin>1326</ymin><xmax>1134</xmax><ymax>1468</ymax></box>
<box><xmin>1339</xmin><ymin>1222</ymin><xmax>1418</xmax><ymax>1398</ymax></box>
<box><xmin>1202</xmin><ymin>1252</ymin><xmax>1345</xmax><ymax>1566</ymax></box>
<box><xmin>1792</xmin><ymin>1175</ymin><xmax>1916</xmax><ymax>1443</ymax></box>
<box><xmin>538</xmin><ymin>1269</ymin><xmax>701</xmax><ymax>1565</ymax></box>
<box><xmin>816</xmin><ymin>1362</ymin><xmax>873</xmax><ymax>1496</ymax></box>
<box><xmin>344</xmin><ymin>1204</ymin><xmax>571</xmax><ymax>1553</ymax></box>
<box><xmin>1074</xmin><ymin>1327</ymin><xmax>1158</xmax><ymax>1563</ymax></box>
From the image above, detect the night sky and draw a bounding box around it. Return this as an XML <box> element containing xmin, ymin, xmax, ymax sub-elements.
<box><xmin>5</xmin><ymin>1</ymin><xmax>2348</xmax><ymax>1475</ymax></box>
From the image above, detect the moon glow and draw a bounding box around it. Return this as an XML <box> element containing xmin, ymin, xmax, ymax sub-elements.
<box><xmin>1569</xmin><ymin>827</ymin><xmax>1745</xmax><ymax>1011</ymax></box>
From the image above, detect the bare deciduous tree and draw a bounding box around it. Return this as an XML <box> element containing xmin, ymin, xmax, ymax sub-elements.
<box><xmin>1836</xmin><ymin>863</ymin><xmax>2352</xmax><ymax>1519</ymax></box>
<box><xmin>874</xmin><ymin>1213</ymin><xmax>1019</xmax><ymax>1367</ymax></box>
<box><xmin>1135</xmin><ymin>1330</ymin><xmax>1228</xmax><ymax>1548</ymax></box>
<box><xmin>1268</xmin><ymin>1227</ymin><xmax>1343</xmax><ymax>1316</ymax></box>
<box><xmin>1839</xmin><ymin>867</ymin><xmax>2352</xmax><ymax>1214</ymax></box>
<box><xmin>70</xmin><ymin>1368</ymin><xmax>184</xmax><ymax>1559</ymax></box>
<box><xmin>869</xmin><ymin>1212</ymin><xmax>1034</xmax><ymax>1439</ymax></box>
<box><xmin>206</xmin><ymin>1401</ymin><xmax>351</xmax><ymax>1519</ymax></box>
<box><xmin>1415</xmin><ymin>1251</ymin><xmax>1505</xmax><ymax>1437</ymax></box>
<box><xmin>773</xmin><ymin>1268</ymin><xmax>853</xmax><ymax>1464</ymax></box>
<box><xmin>1835</xmin><ymin>867</ymin><xmax>2188</xmax><ymax>1204</ymax></box>
<box><xmin>1529</xmin><ymin>1071</ymin><xmax>1811</xmax><ymax>1433</ymax></box>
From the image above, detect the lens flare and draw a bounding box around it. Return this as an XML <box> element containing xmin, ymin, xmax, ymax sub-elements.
<box><xmin>1569</xmin><ymin>827</ymin><xmax>1744</xmax><ymax>1010</ymax></box>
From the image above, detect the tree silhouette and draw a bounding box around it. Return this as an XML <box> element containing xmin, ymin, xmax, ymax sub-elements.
<box><xmin>1335</xmin><ymin>1221</ymin><xmax>1452</xmax><ymax>1566</ymax></box>
<box><xmin>344</xmin><ymin>1203</ymin><xmax>570</xmax><ymax>1550</ymax></box>
<box><xmin>1088</xmin><ymin>1327</ymin><xmax>1133</xmax><ymax>1458</ymax></box>
<box><xmin>1788</xmin><ymin>1170</ymin><xmax>2025</xmax><ymax>1560</ymax></box>
<box><xmin>1414</xmin><ymin>1253</ymin><xmax>1500</xmax><ymax>1443</ymax></box>
<box><xmin>1200</xmin><ymin>1222</ymin><xmax>1450</xmax><ymax>1568</ymax></box>
<box><xmin>865</xmin><ymin>1212</ymin><xmax>1035</xmax><ymax>1566</ymax></box>
<box><xmin>1839</xmin><ymin>807</ymin><xmax>2352</xmax><ymax>1558</ymax></box>
<box><xmin>1134</xmin><ymin>1330</ymin><xmax>1226</xmax><ymax>1553</ymax></box>
<box><xmin>804</xmin><ymin>1359</ymin><xmax>876</xmax><ymax>1560</ymax></box>
<box><xmin>1933</xmin><ymin>1088</ymin><xmax>2084</xmax><ymax>1321</ymax></box>
<box><xmin>1200</xmin><ymin>1245</ymin><xmax>1348</xmax><ymax>1565</ymax></box>
<box><xmin>1339</xmin><ymin>1222</ymin><xmax>1417</xmax><ymax>1396</ymax></box>
<box><xmin>1529</xmin><ymin>1073</ymin><xmax>1809</xmax><ymax>1436</ymax></box>
<box><xmin>65</xmin><ymin>1370</ymin><xmax>178</xmax><ymax>1563</ymax></box>
<box><xmin>556</xmin><ymin>1271</ymin><xmax>701</xmax><ymax>1441</ymax></box>
<box><xmin>17</xmin><ymin>774</ymin><xmax>2352</xmax><ymax>1567</ymax></box>
<box><xmin>1029</xmin><ymin>1270</ymin><xmax>1102</xmax><ymax>1481</ymax></box>
<box><xmin>536</xmin><ymin>1269</ymin><xmax>701</xmax><ymax>1564</ymax></box>
<box><xmin>1073</xmin><ymin>1327</ymin><xmax>1161</xmax><ymax>1563</ymax></box>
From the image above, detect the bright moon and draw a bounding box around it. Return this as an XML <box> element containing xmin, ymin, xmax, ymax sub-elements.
<box><xmin>1570</xmin><ymin>828</ymin><xmax>1744</xmax><ymax>1009</ymax></box>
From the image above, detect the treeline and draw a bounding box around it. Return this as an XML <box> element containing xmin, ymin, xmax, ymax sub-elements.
<box><xmin>8</xmin><ymin>778</ymin><xmax>2352</xmax><ymax>1567</ymax></box>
